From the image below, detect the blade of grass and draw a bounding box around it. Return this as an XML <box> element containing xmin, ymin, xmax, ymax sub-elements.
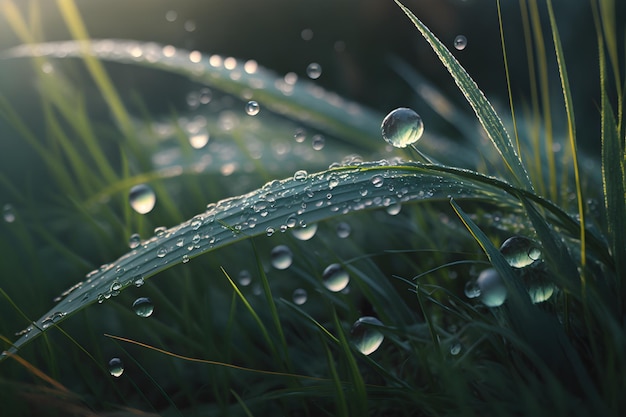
<box><xmin>394</xmin><ymin>0</ymin><xmax>533</xmax><ymax>191</ymax></box>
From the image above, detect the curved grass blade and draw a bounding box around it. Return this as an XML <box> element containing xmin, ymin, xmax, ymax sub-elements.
<box><xmin>1</xmin><ymin>39</ymin><xmax>381</xmax><ymax>149</ymax></box>
<box><xmin>1</xmin><ymin>161</ymin><xmax>522</xmax><ymax>360</ymax></box>
<box><xmin>393</xmin><ymin>1</ymin><xmax>533</xmax><ymax>191</ymax></box>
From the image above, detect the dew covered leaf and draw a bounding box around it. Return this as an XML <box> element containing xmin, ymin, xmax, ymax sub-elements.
<box><xmin>2</xmin><ymin>161</ymin><xmax>521</xmax><ymax>358</ymax></box>
<box><xmin>393</xmin><ymin>1</ymin><xmax>533</xmax><ymax>191</ymax></box>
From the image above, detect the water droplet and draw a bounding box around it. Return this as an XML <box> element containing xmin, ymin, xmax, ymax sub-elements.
<box><xmin>301</xmin><ymin>28</ymin><xmax>314</xmax><ymax>41</ymax></box>
<box><xmin>306</xmin><ymin>62</ymin><xmax>322</xmax><ymax>79</ymax></box>
<box><xmin>292</xmin><ymin>288</ymin><xmax>308</xmax><ymax>305</ymax></box>
<box><xmin>336</xmin><ymin>222</ymin><xmax>351</xmax><ymax>238</ymax></box>
<box><xmin>294</xmin><ymin>129</ymin><xmax>306</xmax><ymax>143</ymax></box>
<box><xmin>271</xmin><ymin>245</ymin><xmax>293</xmax><ymax>270</ymax></box>
<box><xmin>3</xmin><ymin>204</ymin><xmax>16</xmax><ymax>223</ymax></box>
<box><xmin>450</xmin><ymin>341</ymin><xmax>462</xmax><ymax>355</ymax></box>
<box><xmin>477</xmin><ymin>268</ymin><xmax>507</xmax><ymax>307</ymax></box>
<box><xmin>322</xmin><ymin>263</ymin><xmax>349</xmax><ymax>292</ymax></box>
<box><xmin>154</xmin><ymin>226</ymin><xmax>167</xmax><ymax>237</ymax></box>
<box><xmin>292</xmin><ymin>223</ymin><xmax>318</xmax><ymax>241</ymax></box>
<box><xmin>165</xmin><ymin>10</ymin><xmax>177</xmax><ymax>22</ymax></box>
<box><xmin>156</xmin><ymin>248</ymin><xmax>167</xmax><ymax>258</ymax></box>
<box><xmin>132</xmin><ymin>297</ymin><xmax>154</xmax><ymax>317</ymax></box>
<box><xmin>311</xmin><ymin>134</ymin><xmax>325</xmax><ymax>150</ymax></box>
<box><xmin>128</xmin><ymin>233</ymin><xmax>141</xmax><ymax>249</ymax></box>
<box><xmin>133</xmin><ymin>276</ymin><xmax>144</xmax><ymax>287</ymax></box>
<box><xmin>189</xmin><ymin>132</ymin><xmax>209</xmax><ymax>149</ymax></box>
<box><xmin>245</xmin><ymin>100</ymin><xmax>260</xmax><ymax>116</ymax></box>
<box><xmin>499</xmin><ymin>236</ymin><xmax>542</xmax><ymax>268</ymax></box>
<box><xmin>381</xmin><ymin>107</ymin><xmax>424</xmax><ymax>148</ymax></box>
<box><xmin>129</xmin><ymin>184</ymin><xmax>156</xmax><ymax>215</ymax></box>
<box><xmin>351</xmin><ymin>317</ymin><xmax>384</xmax><ymax>355</ymax></box>
<box><xmin>184</xmin><ymin>19</ymin><xmax>196</xmax><ymax>32</ymax></box>
<box><xmin>182</xmin><ymin>254</ymin><xmax>190</xmax><ymax>263</ymax></box>
<box><xmin>293</xmin><ymin>170</ymin><xmax>308</xmax><ymax>181</ymax></box>
<box><xmin>464</xmin><ymin>280</ymin><xmax>481</xmax><ymax>299</ymax></box>
<box><xmin>454</xmin><ymin>35</ymin><xmax>467</xmax><ymax>50</ymax></box>
<box><xmin>266</xmin><ymin>226</ymin><xmax>275</xmax><ymax>236</ymax></box>
<box><xmin>238</xmin><ymin>270</ymin><xmax>252</xmax><ymax>286</ymax></box>
<box><xmin>371</xmin><ymin>175</ymin><xmax>384</xmax><ymax>188</ymax></box>
<box><xmin>108</xmin><ymin>357</ymin><xmax>124</xmax><ymax>377</ymax></box>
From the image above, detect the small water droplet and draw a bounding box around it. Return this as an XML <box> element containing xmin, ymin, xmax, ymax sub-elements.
<box><xmin>3</xmin><ymin>204</ymin><xmax>16</xmax><ymax>223</ymax></box>
<box><xmin>294</xmin><ymin>129</ymin><xmax>306</xmax><ymax>143</ymax></box>
<box><xmin>311</xmin><ymin>134</ymin><xmax>325</xmax><ymax>150</ymax></box>
<box><xmin>189</xmin><ymin>132</ymin><xmax>209</xmax><ymax>149</ymax></box>
<box><xmin>351</xmin><ymin>316</ymin><xmax>384</xmax><ymax>355</ymax></box>
<box><xmin>371</xmin><ymin>175</ymin><xmax>384</xmax><ymax>188</ymax></box>
<box><xmin>182</xmin><ymin>254</ymin><xmax>190</xmax><ymax>263</ymax></box>
<box><xmin>499</xmin><ymin>236</ymin><xmax>542</xmax><ymax>268</ymax></box>
<box><xmin>133</xmin><ymin>276</ymin><xmax>144</xmax><ymax>287</ymax></box>
<box><xmin>245</xmin><ymin>100</ymin><xmax>260</xmax><ymax>116</ymax></box>
<box><xmin>154</xmin><ymin>226</ymin><xmax>167</xmax><ymax>237</ymax></box>
<box><xmin>454</xmin><ymin>35</ymin><xmax>467</xmax><ymax>50</ymax></box>
<box><xmin>450</xmin><ymin>341</ymin><xmax>462</xmax><ymax>355</ymax></box>
<box><xmin>238</xmin><ymin>270</ymin><xmax>252</xmax><ymax>286</ymax></box>
<box><xmin>128</xmin><ymin>233</ymin><xmax>141</xmax><ymax>249</ymax></box>
<box><xmin>184</xmin><ymin>19</ymin><xmax>196</xmax><ymax>32</ymax></box>
<box><xmin>464</xmin><ymin>280</ymin><xmax>481</xmax><ymax>299</ymax></box>
<box><xmin>293</xmin><ymin>170</ymin><xmax>308</xmax><ymax>181</ymax></box>
<box><xmin>129</xmin><ymin>184</ymin><xmax>156</xmax><ymax>215</ymax></box>
<box><xmin>381</xmin><ymin>108</ymin><xmax>424</xmax><ymax>148</ymax></box>
<box><xmin>156</xmin><ymin>248</ymin><xmax>168</xmax><ymax>258</ymax></box>
<box><xmin>292</xmin><ymin>288</ymin><xmax>308</xmax><ymax>305</ymax></box>
<box><xmin>132</xmin><ymin>297</ymin><xmax>154</xmax><ymax>318</ymax></box>
<box><xmin>477</xmin><ymin>268</ymin><xmax>507</xmax><ymax>307</ymax></box>
<box><xmin>271</xmin><ymin>245</ymin><xmax>293</xmax><ymax>270</ymax></box>
<box><xmin>322</xmin><ymin>263</ymin><xmax>349</xmax><ymax>292</ymax></box>
<box><xmin>336</xmin><ymin>222</ymin><xmax>351</xmax><ymax>238</ymax></box>
<box><xmin>301</xmin><ymin>28</ymin><xmax>314</xmax><ymax>41</ymax></box>
<box><xmin>292</xmin><ymin>223</ymin><xmax>318</xmax><ymax>241</ymax></box>
<box><xmin>108</xmin><ymin>357</ymin><xmax>124</xmax><ymax>377</ymax></box>
<box><xmin>266</xmin><ymin>226</ymin><xmax>275</xmax><ymax>236</ymax></box>
<box><xmin>386</xmin><ymin>202</ymin><xmax>401</xmax><ymax>216</ymax></box>
<box><xmin>306</xmin><ymin>62</ymin><xmax>322</xmax><ymax>79</ymax></box>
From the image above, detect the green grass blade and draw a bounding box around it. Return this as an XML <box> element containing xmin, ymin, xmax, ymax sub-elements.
<box><xmin>393</xmin><ymin>0</ymin><xmax>533</xmax><ymax>191</ymax></box>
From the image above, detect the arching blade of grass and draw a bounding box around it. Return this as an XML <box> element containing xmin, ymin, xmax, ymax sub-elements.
<box><xmin>2</xmin><ymin>39</ymin><xmax>382</xmax><ymax>149</ymax></box>
<box><xmin>1</xmin><ymin>161</ymin><xmax>524</xmax><ymax>359</ymax></box>
<box><xmin>393</xmin><ymin>1</ymin><xmax>533</xmax><ymax>191</ymax></box>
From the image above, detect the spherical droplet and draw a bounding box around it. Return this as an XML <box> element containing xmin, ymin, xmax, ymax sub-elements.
<box><xmin>464</xmin><ymin>280</ymin><xmax>481</xmax><ymax>299</ymax></box>
<box><xmin>3</xmin><ymin>204</ymin><xmax>16</xmax><ymax>223</ymax></box>
<box><xmin>454</xmin><ymin>35</ymin><xmax>467</xmax><ymax>51</ymax></box>
<box><xmin>129</xmin><ymin>184</ymin><xmax>156</xmax><ymax>215</ymax></box>
<box><xmin>245</xmin><ymin>100</ymin><xmax>260</xmax><ymax>116</ymax></box>
<box><xmin>292</xmin><ymin>223</ymin><xmax>318</xmax><ymax>241</ymax></box>
<box><xmin>311</xmin><ymin>134</ymin><xmax>325</xmax><ymax>150</ymax></box>
<box><xmin>450</xmin><ymin>341</ymin><xmax>462</xmax><ymax>355</ymax></box>
<box><xmin>499</xmin><ymin>236</ymin><xmax>542</xmax><ymax>268</ymax></box>
<box><xmin>306</xmin><ymin>62</ymin><xmax>322</xmax><ymax>79</ymax></box>
<box><xmin>351</xmin><ymin>316</ymin><xmax>384</xmax><ymax>355</ymax></box>
<box><xmin>132</xmin><ymin>297</ymin><xmax>154</xmax><ymax>317</ymax></box>
<box><xmin>293</xmin><ymin>170</ymin><xmax>308</xmax><ymax>181</ymax></box>
<box><xmin>336</xmin><ymin>222</ymin><xmax>351</xmax><ymax>239</ymax></box>
<box><xmin>108</xmin><ymin>357</ymin><xmax>124</xmax><ymax>377</ymax></box>
<box><xmin>292</xmin><ymin>288</ymin><xmax>308</xmax><ymax>305</ymax></box>
<box><xmin>271</xmin><ymin>245</ymin><xmax>293</xmax><ymax>270</ymax></box>
<box><xmin>238</xmin><ymin>270</ymin><xmax>252</xmax><ymax>286</ymax></box>
<box><xmin>322</xmin><ymin>263</ymin><xmax>349</xmax><ymax>292</ymax></box>
<box><xmin>381</xmin><ymin>107</ymin><xmax>424</xmax><ymax>148</ymax></box>
<box><xmin>128</xmin><ymin>233</ymin><xmax>141</xmax><ymax>249</ymax></box>
<box><xmin>156</xmin><ymin>248</ymin><xmax>167</xmax><ymax>258</ymax></box>
<box><xmin>477</xmin><ymin>268</ymin><xmax>507</xmax><ymax>307</ymax></box>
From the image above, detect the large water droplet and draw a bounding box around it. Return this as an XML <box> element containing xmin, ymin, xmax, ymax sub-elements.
<box><xmin>108</xmin><ymin>357</ymin><xmax>124</xmax><ymax>377</ymax></box>
<box><xmin>129</xmin><ymin>184</ymin><xmax>156</xmax><ymax>215</ymax></box>
<box><xmin>292</xmin><ymin>223</ymin><xmax>318</xmax><ymax>241</ymax></box>
<box><xmin>322</xmin><ymin>263</ymin><xmax>349</xmax><ymax>292</ymax></box>
<box><xmin>306</xmin><ymin>62</ymin><xmax>322</xmax><ymax>79</ymax></box>
<box><xmin>271</xmin><ymin>245</ymin><xmax>293</xmax><ymax>270</ymax></box>
<box><xmin>293</xmin><ymin>170</ymin><xmax>308</xmax><ymax>181</ymax></box>
<box><xmin>245</xmin><ymin>100</ymin><xmax>260</xmax><ymax>116</ymax></box>
<box><xmin>132</xmin><ymin>297</ymin><xmax>154</xmax><ymax>317</ymax></box>
<box><xmin>292</xmin><ymin>288</ymin><xmax>308</xmax><ymax>305</ymax></box>
<box><xmin>381</xmin><ymin>107</ymin><xmax>424</xmax><ymax>148</ymax></box>
<box><xmin>477</xmin><ymin>268</ymin><xmax>507</xmax><ymax>307</ymax></box>
<box><xmin>499</xmin><ymin>236</ymin><xmax>542</xmax><ymax>268</ymax></box>
<box><xmin>3</xmin><ymin>204</ymin><xmax>16</xmax><ymax>223</ymax></box>
<box><xmin>454</xmin><ymin>35</ymin><xmax>468</xmax><ymax>50</ymax></box>
<box><xmin>351</xmin><ymin>316</ymin><xmax>384</xmax><ymax>355</ymax></box>
<box><xmin>156</xmin><ymin>248</ymin><xmax>167</xmax><ymax>258</ymax></box>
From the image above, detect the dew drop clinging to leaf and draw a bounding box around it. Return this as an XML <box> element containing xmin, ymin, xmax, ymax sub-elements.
<box><xmin>129</xmin><ymin>184</ymin><xmax>156</xmax><ymax>215</ymax></box>
<box><xmin>351</xmin><ymin>316</ymin><xmax>384</xmax><ymax>355</ymax></box>
<box><xmin>454</xmin><ymin>35</ymin><xmax>467</xmax><ymax>50</ymax></box>
<box><xmin>381</xmin><ymin>107</ymin><xmax>424</xmax><ymax>148</ymax></box>
<box><xmin>108</xmin><ymin>357</ymin><xmax>124</xmax><ymax>377</ymax></box>
<box><xmin>132</xmin><ymin>297</ymin><xmax>154</xmax><ymax>318</ymax></box>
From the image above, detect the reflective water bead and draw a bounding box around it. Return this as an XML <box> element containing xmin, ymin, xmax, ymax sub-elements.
<box><xmin>371</xmin><ymin>175</ymin><xmax>384</xmax><ymax>188</ymax></box>
<box><xmin>454</xmin><ymin>35</ymin><xmax>467</xmax><ymax>50</ymax></box>
<box><xmin>245</xmin><ymin>100</ymin><xmax>260</xmax><ymax>116</ymax></box>
<box><xmin>292</xmin><ymin>288</ymin><xmax>308</xmax><ymax>305</ymax></box>
<box><xmin>450</xmin><ymin>341</ymin><xmax>462</xmax><ymax>355</ymax></box>
<box><xmin>128</xmin><ymin>233</ymin><xmax>141</xmax><ymax>249</ymax></box>
<box><xmin>322</xmin><ymin>263</ymin><xmax>350</xmax><ymax>292</ymax></box>
<box><xmin>351</xmin><ymin>317</ymin><xmax>384</xmax><ymax>355</ymax></box>
<box><xmin>271</xmin><ymin>245</ymin><xmax>293</xmax><ymax>270</ymax></box>
<box><xmin>311</xmin><ymin>134</ymin><xmax>325</xmax><ymax>150</ymax></box>
<box><xmin>238</xmin><ymin>270</ymin><xmax>252</xmax><ymax>286</ymax></box>
<box><xmin>156</xmin><ymin>248</ymin><xmax>167</xmax><ymax>258</ymax></box>
<box><xmin>129</xmin><ymin>184</ymin><xmax>156</xmax><ymax>214</ymax></box>
<box><xmin>381</xmin><ymin>107</ymin><xmax>424</xmax><ymax>148</ymax></box>
<box><xmin>294</xmin><ymin>129</ymin><xmax>306</xmax><ymax>143</ymax></box>
<box><xmin>336</xmin><ymin>222</ymin><xmax>351</xmax><ymax>238</ymax></box>
<box><xmin>499</xmin><ymin>236</ymin><xmax>542</xmax><ymax>268</ymax></box>
<box><xmin>306</xmin><ymin>62</ymin><xmax>322</xmax><ymax>79</ymax></box>
<box><xmin>477</xmin><ymin>268</ymin><xmax>507</xmax><ymax>307</ymax></box>
<box><xmin>182</xmin><ymin>254</ymin><xmax>190</xmax><ymax>263</ymax></box>
<box><xmin>132</xmin><ymin>297</ymin><xmax>154</xmax><ymax>317</ymax></box>
<box><xmin>293</xmin><ymin>170</ymin><xmax>308</xmax><ymax>181</ymax></box>
<box><xmin>108</xmin><ymin>357</ymin><xmax>124</xmax><ymax>377</ymax></box>
<box><xmin>189</xmin><ymin>132</ymin><xmax>209</xmax><ymax>149</ymax></box>
<box><xmin>2</xmin><ymin>204</ymin><xmax>16</xmax><ymax>223</ymax></box>
<box><xmin>464</xmin><ymin>280</ymin><xmax>481</xmax><ymax>299</ymax></box>
<box><xmin>292</xmin><ymin>223</ymin><xmax>318</xmax><ymax>241</ymax></box>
